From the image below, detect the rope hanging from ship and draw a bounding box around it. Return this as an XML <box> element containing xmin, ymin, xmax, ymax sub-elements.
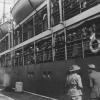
<box><xmin>89</xmin><ymin>33</ymin><xmax>100</xmax><ymax>53</ymax></box>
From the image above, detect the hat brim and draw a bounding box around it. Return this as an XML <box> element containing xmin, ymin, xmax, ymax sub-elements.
<box><xmin>69</xmin><ymin>68</ymin><xmax>80</xmax><ymax>71</ymax></box>
<box><xmin>88</xmin><ymin>65</ymin><xmax>95</xmax><ymax>69</ymax></box>
<box><xmin>88</xmin><ymin>67</ymin><xmax>95</xmax><ymax>69</ymax></box>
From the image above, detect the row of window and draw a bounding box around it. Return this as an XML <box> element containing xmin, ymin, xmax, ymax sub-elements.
<box><xmin>0</xmin><ymin>18</ymin><xmax>100</xmax><ymax>67</ymax></box>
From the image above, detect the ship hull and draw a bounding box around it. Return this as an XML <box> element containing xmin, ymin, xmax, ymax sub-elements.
<box><xmin>2</xmin><ymin>55</ymin><xmax>99</xmax><ymax>100</ymax></box>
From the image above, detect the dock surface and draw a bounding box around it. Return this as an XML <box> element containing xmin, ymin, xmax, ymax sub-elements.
<box><xmin>0</xmin><ymin>88</ymin><xmax>58</xmax><ymax>100</ymax></box>
<box><xmin>0</xmin><ymin>93</ymin><xmax>14</xmax><ymax>100</ymax></box>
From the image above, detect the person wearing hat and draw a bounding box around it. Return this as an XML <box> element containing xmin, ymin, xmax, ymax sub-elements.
<box><xmin>88</xmin><ymin>64</ymin><xmax>100</xmax><ymax>100</ymax></box>
<box><xmin>65</xmin><ymin>65</ymin><xmax>83</xmax><ymax>100</ymax></box>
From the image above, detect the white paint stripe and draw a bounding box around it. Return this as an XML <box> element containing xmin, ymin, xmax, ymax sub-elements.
<box><xmin>5</xmin><ymin>95</ymin><xmax>15</xmax><ymax>100</ymax></box>
<box><xmin>12</xmin><ymin>88</ymin><xmax>58</xmax><ymax>100</ymax></box>
<box><xmin>0</xmin><ymin>94</ymin><xmax>14</xmax><ymax>100</ymax></box>
<box><xmin>24</xmin><ymin>90</ymin><xmax>58</xmax><ymax>100</ymax></box>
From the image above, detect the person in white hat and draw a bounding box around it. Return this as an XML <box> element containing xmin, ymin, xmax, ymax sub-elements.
<box><xmin>88</xmin><ymin>64</ymin><xmax>96</xmax><ymax>69</ymax></box>
<box><xmin>88</xmin><ymin>64</ymin><xmax>100</xmax><ymax>100</ymax></box>
<box><xmin>65</xmin><ymin>65</ymin><xmax>83</xmax><ymax>100</ymax></box>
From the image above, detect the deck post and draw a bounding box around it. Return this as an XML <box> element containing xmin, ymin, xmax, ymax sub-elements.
<box><xmin>59</xmin><ymin>0</ymin><xmax>63</xmax><ymax>23</ymax></box>
<box><xmin>47</xmin><ymin>0</ymin><xmax>51</xmax><ymax>29</ymax></box>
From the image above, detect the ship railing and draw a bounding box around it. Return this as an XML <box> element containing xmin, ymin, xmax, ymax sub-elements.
<box><xmin>36</xmin><ymin>47</ymin><xmax>52</xmax><ymax>64</ymax></box>
<box><xmin>55</xmin><ymin>46</ymin><xmax>65</xmax><ymax>61</ymax></box>
<box><xmin>67</xmin><ymin>42</ymin><xmax>83</xmax><ymax>59</ymax></box>
<box><xmin>63</xmin><ymin>0</ymin><xmax>100</xmax><ymax>21</ymax></box>
<box><xmin>34</xmin><ymin>6</ymin><xmax>48</xmax><ymax>35</ymax></box>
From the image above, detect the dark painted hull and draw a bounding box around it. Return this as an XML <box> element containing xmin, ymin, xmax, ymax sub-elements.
<box><xmin>3</xmin><ymin>55</ymin><xmax>99</xmax><ymax>100</ymax></box>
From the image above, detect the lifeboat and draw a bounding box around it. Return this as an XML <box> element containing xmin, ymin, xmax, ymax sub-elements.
<box><xmin>0</xmin><ymin>22</ymin><xmax>11</xmax><ymax>39</ymax></box>
<box><xmin>11</xmin><ymin>0</ymin><xmax>45</xmax><ymax>25</ymax></box>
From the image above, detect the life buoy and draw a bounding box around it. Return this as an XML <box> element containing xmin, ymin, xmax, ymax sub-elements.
<box><xmin>89</xmin><ymin>38</ymin><xmax>100</xmax><ymax>53</ymax></box>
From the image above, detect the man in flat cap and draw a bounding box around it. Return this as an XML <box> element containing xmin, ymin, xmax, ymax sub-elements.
<box><xmin>65</xmin><ymin>65</ymin><xmax>83</xmax><ymax>100</ymax></box>
<box><xmin>88</xmin><ymin>64</ymin><xmax>100</xmax><ymax>100</ymax></box>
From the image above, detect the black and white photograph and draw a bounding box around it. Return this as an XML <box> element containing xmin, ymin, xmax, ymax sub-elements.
<box><xmin>0</xmin><ymin>0</ymin><xmax>100</xmax><ymax>100</ymax></box>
